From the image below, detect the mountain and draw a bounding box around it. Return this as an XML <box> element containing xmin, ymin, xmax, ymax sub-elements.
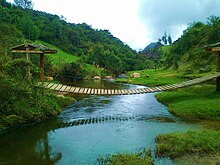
<box><xmin>141</xmin><ymin>42</ymin><xmax>164</xmax><ymax>53</ymax></box>
<box><xmin>139</xmin><ymin>42</ymin><xmax>164</xmax><ymax>61</ymax></box>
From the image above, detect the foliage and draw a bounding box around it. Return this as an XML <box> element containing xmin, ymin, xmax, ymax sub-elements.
<box><xmin>97</xmin><ymin>149</ymin><xmax>153</xmax><ymax>165</ymax></box>
<box><xmin>34</xmin><ymin>40</ymin><xmax>78</xmax><ymax>67</ymax></box>
<box><xmin>159</xmin><ymin>16</ymin><xmax>220</xmax><ymax>72</ymax></box>
<box><xmin>57</xmin><ymin>61</ymin><xmax>87</xmax><ymax>82</ymax></box>
<box><xmin>0</xmin><ymin>20</ymin><xmax>24</xmax><ymax>67</ymax></box>
<box><xmin>14</xmin><ymin>0</ymin><xmax>33</xmax><ymax>9</ymax></box>
<box><xmin>3</xmin><ymin>58</ymin><xmax>38</xmax><ymax>80</ymax></box>
<box><xmin>156</xmin><ymin>85</ymin><xmax>220</xmax><ymax>120</ymax></box>
<box><xmin>0</xmin><ymin>2</ymin><xmax>146</xmax><ymax>75</ymax></box>
<box><xmin>156</xmin><ymin>130</ymin><xmax>220</xmax><ymax>158</ymax></box>
<box><xmin>0</xmin><ymin>59</ymin><xmax>74</xmax><ymax>129</ymax></box>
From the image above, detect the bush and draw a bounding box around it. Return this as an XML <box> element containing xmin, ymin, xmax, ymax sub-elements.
<box><xmin>0</xmin><ymin>59</ymin><xmax>74</xmax><ymax>129</ymax></box>
<box><xmin>57</xmin><ymin>61</ymin><xmax>87</xmax><ymax>82</ymax></box>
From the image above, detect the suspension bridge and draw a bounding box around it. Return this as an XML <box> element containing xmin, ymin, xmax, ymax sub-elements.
<box><xmin>38</xmin><ymin>73</ymin><xmax>220</xmax><ymax>95</ymax></box>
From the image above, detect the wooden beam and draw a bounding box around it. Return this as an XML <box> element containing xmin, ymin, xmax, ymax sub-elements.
<box><xmin>11</xmin><ymin>50</ymin><xmax>44</xmax><ymax>54</ymax></box>
<box><xmin>212</xmin><ymin>47</ymin><xmax>220</xmax><ymax>52</ymax></box>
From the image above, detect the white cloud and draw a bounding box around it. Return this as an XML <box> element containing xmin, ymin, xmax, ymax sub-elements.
<box><xmin>138</xmin><ymin>0</ymin><xmax>220</xmax><ymax>43</ymax></box>
<box><xmin>31</xmin><ymin>0</ymin><xmax>147</xmax><ymax>50</ymax></box>
<box><xmin>6</xmin><ymin>0</ymin><xmax>220</xmax><ymax>50</ymax></box>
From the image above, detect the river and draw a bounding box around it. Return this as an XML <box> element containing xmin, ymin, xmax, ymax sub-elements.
<box><xmin>0</xmin><ymin>80</ymin><xmax>199</xmax><ymax>165</ymax></box>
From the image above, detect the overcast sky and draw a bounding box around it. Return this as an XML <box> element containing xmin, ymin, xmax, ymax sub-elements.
<box><xmin>7</xmin><ymin>0</ymin><xmax>220</xmax><ymax>50</ymax></box>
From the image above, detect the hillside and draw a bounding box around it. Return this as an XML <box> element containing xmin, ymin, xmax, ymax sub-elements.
<box><xmin>141</xmin><ymin>42</ymin><xmax>164</xmax><ymax>53</ymax></box>
<box><xmin>0</xmin><ymin>0</ymin><xmax>151</xmax><ymax>75</ymax></box>
<box><xmin>34</xmin><ymin>40</ymin><xmax>78</xmax><ymax>67</ymax></box>
<box><xmin>158</xmin><ymin>16</ymin><xmax>220</xmax><ymax>73</ymax></box>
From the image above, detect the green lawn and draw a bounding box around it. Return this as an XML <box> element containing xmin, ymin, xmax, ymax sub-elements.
<box><xmin>156</xmin><ymin>85</ymin><xmax>220</xmax><ymax>121</ymax></box>
<box><xmin>115</xmin><ymin>69</ymin><xmax>185</xmax><ymax>86</ymax></box>
<box><xmin>34</xmin><ymin>40</ymin><xmax>102</xmax><ymax>77</ymax></box>
<box><xmin>115</xmin><ymin>69</ymin><xmax>214</xmax><ymax>86</ymax></box>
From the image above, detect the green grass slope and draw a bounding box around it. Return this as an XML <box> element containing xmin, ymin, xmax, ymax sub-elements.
<box><xmin>34</xmin><ymin>40</ymin><xmax>78</xmax><ymax>67</ymax></box>
<box><xmin>34</xmin><ymin>40</ymin><xmax>103</xmax><ymax>78</ymax></box>
<box><xmin>156</xmin><ymin>85</ymin><xmax>220</xmax><ymax>121</ymax></box>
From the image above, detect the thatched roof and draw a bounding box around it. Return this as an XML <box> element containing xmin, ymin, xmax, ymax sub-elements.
<box><xmin>10</xmin><ymin>43</ymin><xmax>57</xmax><ymax>54</ymax></box>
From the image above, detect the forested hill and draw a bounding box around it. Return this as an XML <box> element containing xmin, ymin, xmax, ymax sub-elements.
<box><xmin>159</xmin><ymin>16</ymin><xmax>220</xmax><ymax>74</ymax></box>
<box><xmin>0</xmin><ymin>0</ymin><xmax>150</xmax><ymax>74</ymax></box>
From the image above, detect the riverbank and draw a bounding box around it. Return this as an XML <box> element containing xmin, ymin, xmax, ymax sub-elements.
<box><xmin>156</xmin><ymin>130</ymin><xmax>220</xmax><ymax>164</ymax></box>
<box><xmin>156</xmin><ymin>84</ymin><xmax>220</xmax><ymax>121</ymax></box>
<box><xmin>114</xmin><ymin>69</ymin><xmax>212</xmax><ymax>86</ymax></box>
<box><xmin>116</xmin><ymin>69</ymin><xmax>219</xmax><ymax>122</ymax></box>
<box><xmin>154</xmin><ymin>84</ymin><xmax>220</xmax><ymax>163</ymax></box>
<box><xmin>115</xmin><ymin>69</ymin><xmax>220</xmax><ymax>163</ymax></box>
<box><xmin>98</xmin><ymin>149</ymin><xmax>153</xmax><ymax>165</ymax></box>
<box><xmin>0</xmin><ymin>91</ymin><xmax>75</xmax><ymax>132</ymax></box>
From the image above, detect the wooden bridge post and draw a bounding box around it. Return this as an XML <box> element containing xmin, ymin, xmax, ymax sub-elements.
<box><xmin>40</xmin><ymin>53</ymin><xmax>45</xmax><ymax>81</ymax></box>
<box><xmin>217</xmin><ymin>53</ymin><xmax>220</xmax><ymax>91</ymax></box>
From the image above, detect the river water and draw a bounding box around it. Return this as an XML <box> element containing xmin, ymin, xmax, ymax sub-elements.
<box><xmin>0</xmin><ymin>80</ymin><xmax>199</xmax><ymax>165</ymax></box>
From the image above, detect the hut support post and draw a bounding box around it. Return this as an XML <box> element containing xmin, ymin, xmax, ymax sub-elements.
<box><xmin>217</xmin><ymin>53</ymin><xmax>220</xmax><ymax>91</ymax></box>
<box><xmin>26</xmin><ymin>48</ymin><xmax>31</xmax><ymax>80</ymax></box>
<box><xmin>40</xmin><ymin>53</ymin><xmax>45</xmax><ymax>81</ymax></box>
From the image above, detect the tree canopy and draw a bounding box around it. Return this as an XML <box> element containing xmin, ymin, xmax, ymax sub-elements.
<box><xmin>0</xmin><ymin>1</ymin><xmax>151</xmax><ymax>75</ymax></box>
<box><xmin>14</xmin><ymin>0</ymin><xmax>33</xmax><ymax>9</ymax></box>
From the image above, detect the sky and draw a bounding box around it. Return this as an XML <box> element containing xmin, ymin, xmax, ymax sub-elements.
<box><xmin>6</xmin><ymin>0</ymin><xmax>220</xmax><ymax>50</ymax></box>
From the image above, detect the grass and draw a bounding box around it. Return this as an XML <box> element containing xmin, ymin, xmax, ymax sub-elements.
<box><xmin>174</xmin><ymin>155</ymin><xmax>220</xmax><ymax>165</ymax></box>
<box><xmin>114</xmin><ymin>69</ymin><xmax>185</xmax><ymax>86</ymax></box>
<box><xmin>34</xmin><ymin>40</ymin><xmax>78</xmax><ymax>67</ymax></box>
<box><xmin>156</xmin><ymin>85</ymin><xmax>220</xmax><ymax>121</ymax></box>
<box><xmin>97</xmin><ymin>149</ymin><xmax>153</xmax><ymax>165</ymax></box>
<box><xmin>156</xmin><ymin>130</ymin><xmax>220</xmax><ymax>161</ymax></box>
<box><xmin>114</xmin><ymin>69</ymin><xmax>214</xmax><ymax>86</ymax></box>
<box><xmin>34</xmin><ymin>40</ymin><xmax>102</xmax><ymax>78</ymax></box>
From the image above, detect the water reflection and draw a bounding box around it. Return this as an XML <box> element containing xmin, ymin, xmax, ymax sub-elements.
<box><xmin>64</xmin><ymin>79</ymin><xmax>127</xmax><ymax>89</ymax></box>
<box><xmin>0</xmin><ymin>119</ymin><xmax>63</xmax><ymax>164</ymax></box>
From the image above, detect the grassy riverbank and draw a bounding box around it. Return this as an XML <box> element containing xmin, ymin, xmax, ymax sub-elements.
<box><xmin>156</xmin><ymin>130</ymin><xmax>220</xmax><ymax>164</ymax></box>
<box><xmin>115</xmin><ymin>69</ymin><xmax>220</xmax><ymax>164</ymax></box>
<box><xmin>97</xmin><ymin>149</ymin><xmax>153</xmax><ymax>165</ymax></box>
<box><xmin>114</xmin><ymin>69</ymin><xmax>211</xmax><ymax>86</ymax></box>
<box><xmin>156</xmin><ymin>85</ymin><xmax>220</xmax><ymax>121</ymax></box>
<box><xmin>0</xmin><ymin>89</ymin><xmax>75</xmax><ymax>131</ymax></box>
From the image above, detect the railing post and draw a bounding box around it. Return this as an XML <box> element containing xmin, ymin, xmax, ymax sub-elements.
<box><xmin>217</xmin><ymin>53</ymin><xmax>220</xmax><ymax>91</ymax></box>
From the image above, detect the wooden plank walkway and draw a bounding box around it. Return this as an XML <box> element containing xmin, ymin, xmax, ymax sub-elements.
<box><xmin>38</xmin><ymin>73</ymin><xmax>220</xmax><ymax>95</ymax></box>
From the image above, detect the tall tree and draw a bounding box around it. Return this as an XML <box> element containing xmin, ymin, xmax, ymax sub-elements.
<box><xmin>168</xmin><ymin>34</ymin><xmax>172</xmax><ymax>45</ymax></box>
<box><xmin>14</xmin><ymin>0</ymin><xmax>33</xmax><ymax>9</ymax></box>
<box><xmin>162</xmin><ymin>31</ymin><xmax>167</xmax><ymax>45</ymax></box>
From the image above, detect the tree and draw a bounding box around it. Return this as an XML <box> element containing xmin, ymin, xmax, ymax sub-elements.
<box><xmin>168</xmin><ymin>34</ymin><xmax>172</xmax><ymax>45</ymax></box>
<box><xmin>14</xmin><ymin>0</ymin><xmax>33</xmax><ymax>9</ymax></box>
<box><xmin>162</xmin><ymin>31</ymin><xmax>167</xmax><ymax>45</ymax></box>
<box><xmin>158</xmin><ymin>38</ymin><xmax>162</xmax><ymax>43</ymax></box>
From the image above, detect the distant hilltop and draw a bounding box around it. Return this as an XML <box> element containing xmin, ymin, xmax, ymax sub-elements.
<box><xmin>140</xmin><ymin>42</ymin><xmax>164</xmax><ymax>53</ymax></box>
